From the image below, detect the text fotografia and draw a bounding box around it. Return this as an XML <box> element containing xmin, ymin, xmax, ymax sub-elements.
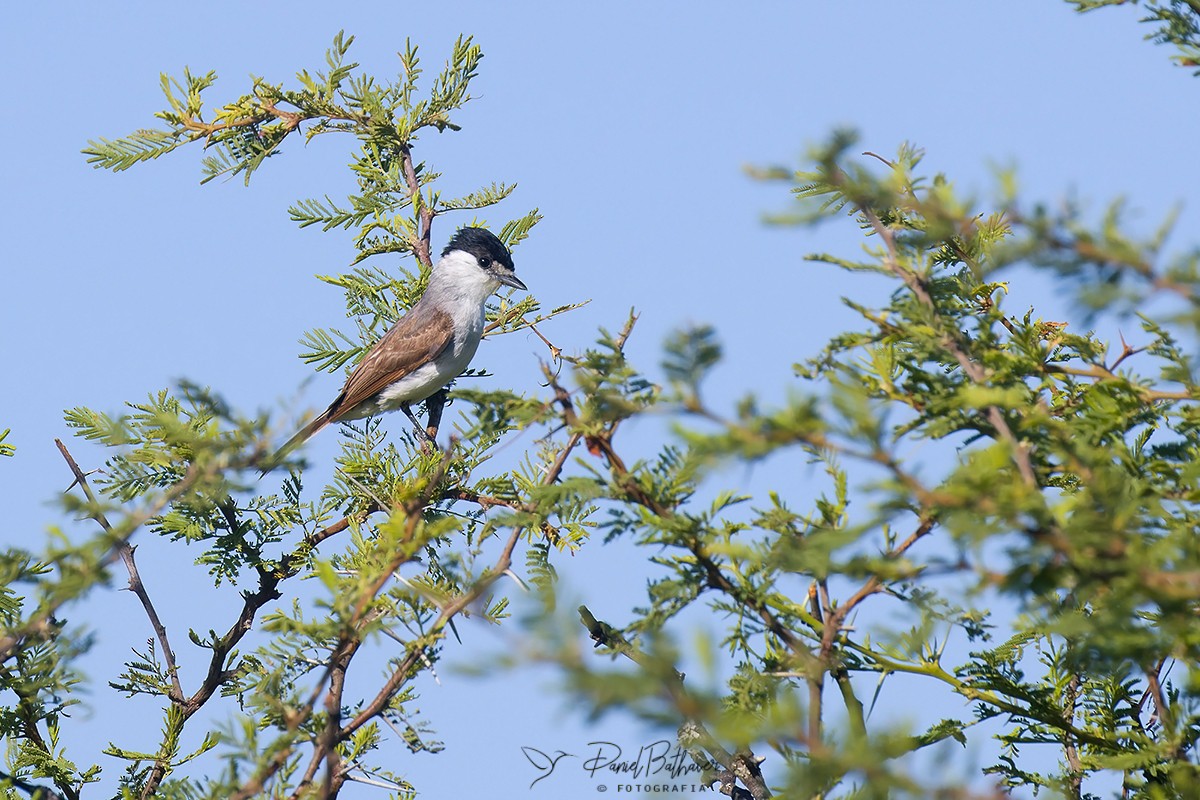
<box><xmin>522</xmin><ymin>740</ymin><xmax>707</xmax><ymax>789</ymax></box>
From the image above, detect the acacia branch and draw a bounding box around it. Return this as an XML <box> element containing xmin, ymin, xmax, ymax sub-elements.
<box><xmin>842</xmin><ymin>638</ymin><xmax>1116</xmax><ymax>750</ymax></box>
<box><xmin>858</xmin><ymin>205</ymin><xmax>1038</xmax><ymax>487</ymax></box>
<box><xmin>572</xmin><ymin>398</ymin><xmax>819</xmax><ymax>668</ymax></box>
<box><xmin>1042</xmin><ymin>362</ymin><xmax>1192</xmax><ymax>401</ymax></box>
<box><xmin>246</xmin><ymin>431</ymin><xmax>583</xmax><ymax>797</ymax></box>
<box><xmin>824</xmin><ymin>517</ymin><xmax>936</xmax><ymax>645</ymax></box>
<box><xmin>561</xmin><ymin>361</ymin><xmax>943</xmax><ymax>788</ymax></box>
<box><xmin>185</xmin><ymin>508</ymin><xmax>370</xmax><ymax>717</ymax></box>
<box><xmin>399</xmin><ymin>143</ymin><xmax>434</xmax><ymax>268</ymax></box>
<box><xmin>0</xmin><ymin>444</ymin><xmax>207</xmax><ymax>666</ymax></box>
<box><xmin>50</xmin><ymin>440</ymin><xmax>280</xmax><ymax>800</ymax></box>
<box><xmin>54</xmin><ymin>440</ymin><xmax>185</xmax><ymax>701</ymax></box>
<box><xmin>578</xmin><ymin>607</ymin><xmax>770</xmax><ymax>800</ymax></box>
<box><xmin>342</xmin><ymin>432</ymin><xmax>581</xmax><ymax>740</ymax></box>
<box><xmin>1062</xmin><ymin>673</ymin><xmax>1083</xmax><ymax>799</ymax></box>
<box><xmin>2</xmin><ymin>678</ymin><xmax>79</xmax><ymax>800</ymax></box>
<box><xmin>289</xmin><ymin>638</ymin><xmax>362</xmax><ymax>800</ymax></box>
<box><xmin>0</xmin><ymin>769</ymin><xmax>71</xmax><ymax>800</ymax></box>
<box><xmin>1007</xmin><ymin>210</ymin><xmax>1198</xmax><ymax>302</ymax></box>
<box><xmin>229</xmin><ymin>740</ymin><xmax>301</xmax><ymax>800</ymax></box>
<box><xmin>354</xmin><ymin>530</ymin><xmax>538</xmax><ymax>711</ymax></box>
<box><xmin>176</xmin><ymin>98</ymin><xmax>345</xmax><ymax>138</ymax></box>
<box><xmin>561</xmin><ymin>407</ymin><xmax>780</xmax><ymax>798</ymax></box>
<box><xmin>144</xmin><ymin>506</ymin><xmax>367</xmax><ymax>799</ymax></box>
<box><xmin>284</xmin><ymin>460</ymin><xmax>456</xmax><ymax>797</ymax></box>
<box><xmin>228</xmin><ymin>625</ymin><xmax>363</xmax><ymax>800</ymax></box>
<box><xmin>1144</xmin><ymin>660</ymin><xmax>1173</xmax><ymax>733</ymax></box>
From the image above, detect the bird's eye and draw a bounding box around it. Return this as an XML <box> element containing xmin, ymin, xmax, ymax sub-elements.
<box><xmin>478</xmin><ymin>257</ymin><xmax>492</xmax><ymax>268</ymax></box>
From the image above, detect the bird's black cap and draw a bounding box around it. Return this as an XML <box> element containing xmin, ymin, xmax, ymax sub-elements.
<box><xmin>443</xmin><ymin>227</ymin><xmax>515</xmax><ymax>271</ymax></box>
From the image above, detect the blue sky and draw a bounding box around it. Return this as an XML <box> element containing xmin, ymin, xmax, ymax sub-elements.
<box><xmin>4</xmin><ymin>2</ymin><xmax>1199</xmax><ymax>797</ymax></box>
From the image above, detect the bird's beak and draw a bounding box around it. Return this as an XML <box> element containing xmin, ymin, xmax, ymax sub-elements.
<box><xmin>498</xmin><ymin>272</ymin><xmax>527</xmax><ymax>291</ymax></box>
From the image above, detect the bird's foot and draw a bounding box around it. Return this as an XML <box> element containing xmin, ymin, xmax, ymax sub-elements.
<box><xmin>414</xmin><ymin>425</ymin><xmax>440</xmax><ymax>454</ymax></box>
<box><xmin>401</xmin><ymin>403</ymin><xmax>440</xmax><ymax>454</ymax></box>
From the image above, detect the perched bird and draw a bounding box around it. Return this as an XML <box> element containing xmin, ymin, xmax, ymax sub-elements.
<box><xmin>267</xmin><ymin>227</ymin><xmax>526</xmax><ymax>467</ymax></box>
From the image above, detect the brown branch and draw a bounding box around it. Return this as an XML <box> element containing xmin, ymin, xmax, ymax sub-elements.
<box><xmin>399</xmin><ymin>144</ymin><xmax>434</xmax><ymax>268</ymax></box>
<box><xmin>281</xmin><ymin>462</ymin><xmax>454</xmax><ymax>796</ymax></box>
<box><xmin>858</xmin><ymin>205</ymin><xmax>1039</xmax><ymax>488</ymax></box>
<box><xmin>1042</xmin><ymin>363</ymin><xmax>1192</xmax><ymax>402</ymax></box>
<box><xmin>824</xmin><ymin>517</ymin><xmax>936</xmax><ymax>645</ymax></box>
<box><xmin>444</xmin><ymin>488</ymin><xmax>516</xmax><ymax>510</ymax></box>
<box><xmin>234</xmin><ymin>427</ymin><xmax>582</xmax><ymax>796</ymax></box>
<box><xmin>227</xmin><ymin>607</ymin><xmax>368</xmax><ymax>800</ymax></box>
<box><xmin>229</xmin><ymin>742</ymin><xmax>300</xmax><ymax>800</ymax></box>
<box><xmin>230</xmin><ymin>430</ymin><xmax>581</xmax><ymax>797</ymax></box>
<box><xmin>1063</xmin><ymin>673</ymin><xmax>1083</xmax><ymax>799</ymax></box>
<box><xmin>340</xmin><ymin>528</ymin><xmax>526</xmax><ymax>736</ymax></box>
<box><xmin>564</xmin><ymin>406</ymin><xmax>783</xmax><ymax>798</ymax></box>
<box><xmin>573</xmin><ymin>403</ymin><xmax>819</xmax><ymax>668</ymax></box>
<box><xmin>350</xmin><ymin>455</ymin><xmax>453</xmax><ymax>627</ymax></box>
<box><xmin>343</xmin><ymin>506</ymin><xmax>535</xmax><ymax>738</ymax></box>
<box><xmin>289</xmin><ymin>638</ymin><xmax>362</xmax><ymax>800</ymax></box>
<box><xmin>1143</xmin><ymin>659</ymin><xmax>1172</xmax><ymax>732</ymax></box>
<box><xmin>815</xmin><ymin>518</ymin><xmax>939</xmax><ymax>746</ymax></box>
<box><xmin>184</xmin><ymin>508</ymin><xmax>368</xmax><ymax>719</ymax></box>
<box><xmin>144</xmin><ymin>512</ymin><xmax>365</xmax><ymax>799</ymax></box>
<box><xmin>1007</xmin><ymin>210</ymin><xmax>1198</xmax><ymax>303</ymax></box>
<box><xmin>1</xmin><ymin>676</ymin><xmax>80</xmax><ymax>799</ymax></box>
<box><xmin>55</xmin><ymin>439</ymin><xmax>184</xmax><ymax>701</ymax></box>
<box><xmin>177</xmin><ymin>100</ymin><xmax>353</xmax><ymax>138</ymax></box>
<box><xmin>1108</xmin><ymin>332</ymin><xmax>1145</xmax><ymax>372</ymax></box>
<box><xmin>582</xmin><ymin>374</ymin><xmax>938</xmax><ymax>779</ymax></box>
<box><xmin>807</xmin><ymin>580</ymin><xmax>838</xmax><ymax>743</ymax></box>
<box><xmin>0</xmin><ymin>444</ymin><xmax>207</xmax><ymax>665</ymax></box>
<box><xmin>342</xmin><ymin>432</ymin><xmax>581</xmax><ymax>740</ymax></box>
<box><xmin>49</xmin><ymin>440</ymin><xmax>278</xmax><ymax>799</ymax></box>
<box><xmin>205</xmin><ymin>507</ymin><xmax>375</xmax><ymax>800</ymax></box>
<box><xmin>0</xmin><ymin>768</ymin><xmax>71</xmax><ymax>800</ymax></box>
<box><xmin>144</xmin><ymin>500</ymin><xmax>363</xmax><ymax>799</ymax></box>
<box><xmin>580</xmin><ymin>607</ymin><xmax>770</xmax><ymax>800</ymax></box>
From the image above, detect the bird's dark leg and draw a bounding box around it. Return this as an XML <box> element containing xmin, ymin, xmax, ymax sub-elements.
<box><xmin>401</xmin><ymin>402</ymin><xmax>439</xmax><ymax>452</ymax></box>
<box><xmin>423</xmin><ymin>389</ymin><xmax>448</xmax><ymax>442</ymax></box>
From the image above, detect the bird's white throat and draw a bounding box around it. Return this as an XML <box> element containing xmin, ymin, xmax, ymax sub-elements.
<box><xmin>427</xmin><ymin>250</ymin><xmax>503</xmax><ymax>307</ymax></box>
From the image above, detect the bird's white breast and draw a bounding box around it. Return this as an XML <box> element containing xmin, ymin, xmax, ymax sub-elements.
<box><xmin>375</xmin><ymin>289</ymin><xmax>488</xmax><ymax>410</ymax></box>
<box><xmin>371</xmin><ymin>249</ymin><xmax>499</xmax><ymax>413</ymax></box>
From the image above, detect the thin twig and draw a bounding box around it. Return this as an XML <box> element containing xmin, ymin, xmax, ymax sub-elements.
<box><xmin>1144</xmin><ymin>660</ymin><xmax>1172</xmax><ymax>732</ymax></box>
<box><xmin>859</xmin><ymin>205</ymin><xmax>1039</xmax><ymax>487</ymax></box>
<box><xmin>233</xmin><ymin>429</ymin><xmax>582</xmax><ymax>797</ymax></box>
<box><xmin>342</xmin><ymin>432</ymin><xmax>581</xmax><ymax>739</ymax></box>
<box><xmin>0</xmin><ymin>768</ymin><xmax>71</xmax><ymax>800</ymax></box>
<box><xmin>1042</xmin><ymin>363</ymin><xmax>1191</xmax><ymax>401</ymax></box>
<box><xmin>579</xmin><ymin>607</ymin><xmax>771</xmax><ymax>800</ymax></box>
<box><xmin>185</xmin><ymin>508</ymin><xmax>369</xmax><ymax>719</ymax></box>
<box><xmin>55</xmin><ymin>439</ymin><xmax>185</xmax><ymax>701</ymax></box>
<box><xmin>0</xmin><ymin>447</ymin><xmax>206</xmax><ymax>666</ymax></box>
<box><xmin>1062</xmin><ymin>673</ymin><xmax>1083</xmax><ymax>799</ymax></box>
<box><xmin>398</xmin><ymin>144</ymin><xmax>434</xmax><ymax>268</ymax></box>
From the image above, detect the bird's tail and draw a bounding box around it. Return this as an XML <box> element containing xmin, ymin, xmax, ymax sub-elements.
<box><xmin>259</xmin><ymin>408</ymin><xmax>335</xmax><ymax>476</ymax></box>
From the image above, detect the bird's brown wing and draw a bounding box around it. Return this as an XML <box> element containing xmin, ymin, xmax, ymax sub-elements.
<box><xmin>326</xmin><ymin>305</ymin><xmax>456</xmax><ymax>422</ymax></box>
<box><xmin>261</xmin><ymin>306</ymin><xmax>455</xmax><ymax>473</ymax></box>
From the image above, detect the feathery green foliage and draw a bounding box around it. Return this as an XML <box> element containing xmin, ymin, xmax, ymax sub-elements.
<box><xmin>7</xmin><ymin>6</ymin><xmax>1200</xmax><ymax>799</ymax></box>
<box><xmin>1072</xmin><ymin>0</ymin><xmax>1200</xmax><ymax>71</ymax></box>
